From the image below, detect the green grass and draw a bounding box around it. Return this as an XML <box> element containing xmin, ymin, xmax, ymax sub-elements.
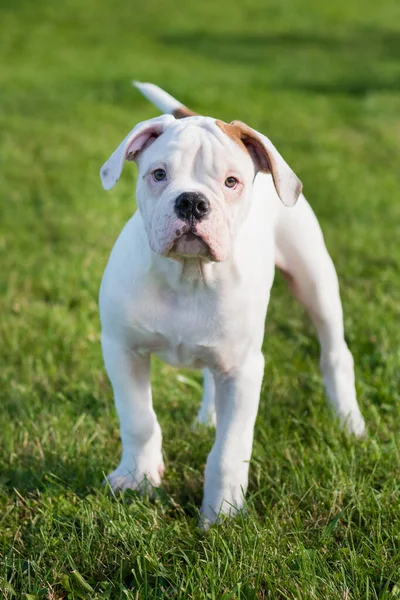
<box><xmin>1</xmin><ymin>0</ymin><xmax>400</xmax><ymax>597</ymax></box>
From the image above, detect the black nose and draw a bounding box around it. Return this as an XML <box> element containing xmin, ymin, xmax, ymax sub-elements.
<box><xmin>174</xmin><ymin>192</ymin><xmax>210</xmax><ymax>223</ymax></box>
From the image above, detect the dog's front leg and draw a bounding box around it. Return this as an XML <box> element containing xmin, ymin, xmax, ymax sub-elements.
<box><xmin>201</xmin><ymin>352</ymin><xmax>265</xmax><ymax>526</ymax></box>
<box><xmin>101</xmin><ymin>337</ymin><xmax>164</xmax><ymax>492</ymax></box>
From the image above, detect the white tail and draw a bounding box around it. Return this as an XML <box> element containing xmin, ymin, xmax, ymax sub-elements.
<box><xmin>133</xmin><ymin>81</ymin><xmax>196</xmax><ymax>118</ymax></box>
<box><xmin>133</xmin><ymin>81</ymin><xmax>185</xmax><ymax>114</ymax></box>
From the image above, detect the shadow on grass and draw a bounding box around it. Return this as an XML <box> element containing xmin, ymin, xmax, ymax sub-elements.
<box><xmin>1</xmin><ymin>454</ymin><xmax>102</xmax><ymax>497</ymax></box>
<box><xmin>160</xmin><ymin>27</ymin><xmax>400</xmax><ymax>96</ymax></box>
<box><xmin>1</xmin><ymin>457</ymin><xmax>207</xmax><ymax>523</ymax></box>
<box><xmin>0</xmin><ymin>420</ymin><xmax>210</xmax><ymax>517</ymax></box>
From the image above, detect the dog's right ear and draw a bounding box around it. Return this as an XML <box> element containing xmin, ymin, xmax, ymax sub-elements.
<box><xmin>100</xmin><ymin>114</ymin><xmax>175</xmax><ymax>190</ymax></box>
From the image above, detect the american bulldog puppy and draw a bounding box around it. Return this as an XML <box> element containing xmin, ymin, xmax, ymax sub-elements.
<box><xmin>99</xmin><ymin>82</ymin><xmax>365</xmax><ymax>525</ymax></box>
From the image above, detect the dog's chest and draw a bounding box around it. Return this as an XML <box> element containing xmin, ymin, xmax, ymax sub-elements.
<box><xmin>126</xmin><ymin>276</ymin><xmax>249</xmax><ymax>370</ymax></box>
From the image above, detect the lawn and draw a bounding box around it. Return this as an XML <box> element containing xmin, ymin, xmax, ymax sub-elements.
<box><xmin>1</xmin><ymin>0</ymin><xmax>400</xmax><ymax>597</ymax></box>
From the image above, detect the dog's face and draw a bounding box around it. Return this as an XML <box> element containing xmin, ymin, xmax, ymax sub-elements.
<box><xmin>134</xmin><ymin>117</ymin><xmax>261</xmax><ymax>262</ymax></box>
<box><xmin>101</xmin><ymin>114</ymin><xmax>302</xmax><ymax>262</ymax></box>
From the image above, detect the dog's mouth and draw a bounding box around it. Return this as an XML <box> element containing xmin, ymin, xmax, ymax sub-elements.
<box><xmin>171</xmin><ymin>231</ymin><xmax>212</xmax><ymax>259</ymax></box>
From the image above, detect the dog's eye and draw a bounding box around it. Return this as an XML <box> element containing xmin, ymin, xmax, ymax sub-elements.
<box><xmin>225</xmin><ymin>176</ymin><xmax>238</xmax><ymax>188</ymax></box>
<box><xmin>153</xmin><ymin>169</ymin><xmax>167</xmax><ymax>182</ymax></box>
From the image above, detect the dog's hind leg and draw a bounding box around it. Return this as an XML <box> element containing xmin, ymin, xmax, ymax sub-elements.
<box><xmin>274</xmin><ymin>197</ymin><xmax>366</xmax><ymax>437</ymax></box>
<box><xmin>195</xmin><ymin>369</ymin><xmax>217</xmax><ymax>427</ymax></box>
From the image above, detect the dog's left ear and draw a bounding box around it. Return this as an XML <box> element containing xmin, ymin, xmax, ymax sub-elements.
<box><xmin>100</xmin><ymin>114</ymin><xmax>175</xmax><ymax>190</ymax></box>
<box><xmin>218</xmin><ymin>120</ymin><xmax>302</xmax><ymax>207</ymax></box>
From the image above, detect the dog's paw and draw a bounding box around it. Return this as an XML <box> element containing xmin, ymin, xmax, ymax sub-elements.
<box><xmin>199</xmin><ymin>495</ymin><xmax>243</xmax><ymax>530</ymax></box>
<box><xmin>344</xmin><ymin>411</ymin><xmax>366</xmax><ymax>439</ymax></box>
<box><xmin>199</xmin><ymin>471</ymin><xmax>247</xmax><ymax>529</ymax></box>
<box><xmin>105</xmin><ymin>460</ymin><xmax>164</xmax><ymax>494</ymax></box>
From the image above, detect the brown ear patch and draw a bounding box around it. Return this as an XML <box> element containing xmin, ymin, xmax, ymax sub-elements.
<box><xmin>216</xmin><ymin>119</ymin><xmax>303</xmax><ymax>206</ymax></box>
<box><xmin>173</xmin><ymin>106</ymin><xmax>198</xmax><ymax>119</ymax></box>
<box><xmin>216</xmin><ymin>120</ymin><xmax>271</xmax><ymax>173</ymax></box>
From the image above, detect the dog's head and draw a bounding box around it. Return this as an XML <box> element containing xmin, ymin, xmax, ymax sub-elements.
<box><xmin>100</xmin><ymin>114</ymin><xmax>302</xmax><ymax>262</ymax></box>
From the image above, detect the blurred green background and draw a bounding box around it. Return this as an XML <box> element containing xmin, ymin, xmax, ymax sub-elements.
<box><xmin>1</xmin><ymin>0</ymin><xmax>400</xmax><ymax>598</ymax></box>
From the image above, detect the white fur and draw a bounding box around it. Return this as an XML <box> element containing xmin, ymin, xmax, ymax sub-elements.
<box><xmin>99</xmin><ymin>85</ymin><xmax>365</xmax><ymax>527</ymax></box>
<box><xmin>133</xmin><ymin>81</ymin><xmax>184</xmax><ymax>114</ymax></box>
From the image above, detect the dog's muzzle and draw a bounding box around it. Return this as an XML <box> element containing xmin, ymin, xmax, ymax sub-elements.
<box><xmin>174</xmin><ymin>192</ymin><xmax>210</xmax><ymax>224</ymax></box>
<box><xmin>171</xmin><ymin>192</ymin><xmax>212</xmax><ymax>259</ymax></box>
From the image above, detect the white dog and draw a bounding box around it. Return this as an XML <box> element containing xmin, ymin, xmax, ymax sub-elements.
<box><xmin>99</xmin><ymin>82</ymin><xmax>365</xmax><ymax>525</ymax></box>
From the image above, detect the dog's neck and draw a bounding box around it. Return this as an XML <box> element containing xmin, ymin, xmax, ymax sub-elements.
<box><xmin>150</xmin><ymin>251</ymin><xmax>229</xmax><ymax>290</ymax></box>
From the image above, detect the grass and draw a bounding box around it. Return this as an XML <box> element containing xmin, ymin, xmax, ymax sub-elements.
<box><xmin>1</xmin><ymin>0</ymin><xmax>400</xmax><ymax>597</ymax></box>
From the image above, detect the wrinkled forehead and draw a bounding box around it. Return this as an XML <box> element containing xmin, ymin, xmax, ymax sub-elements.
<box><xmin>139</xmin><ymin>117</ymin><xmax>254</xmax><ymax>174</ymax></box>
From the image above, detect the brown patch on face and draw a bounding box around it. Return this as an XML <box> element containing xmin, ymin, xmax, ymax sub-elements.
<box><xmin>173</xmin><ymin>106</ymin><xmax>197</xmax><ymax>119</ymax></box>
<box><xmin>216</xmin><ymin>119</ymin><xmax>270</xmax><ymax>173</ymax></box>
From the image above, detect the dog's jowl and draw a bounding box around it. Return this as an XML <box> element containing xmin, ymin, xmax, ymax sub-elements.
<box><xmin>99</xmin><ymin>82</ymin><xmax>365</xmax><ymax>526</ymax></box>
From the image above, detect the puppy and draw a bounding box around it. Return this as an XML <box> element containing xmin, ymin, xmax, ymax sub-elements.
<box><xmin>99</xmin><ymin>82</ymin><xmax>365</xmax><ymax>525</ymax></box>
